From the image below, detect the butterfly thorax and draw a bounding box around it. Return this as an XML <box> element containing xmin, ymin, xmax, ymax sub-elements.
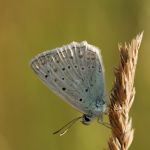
<box><xmin>93</xmin><ymin>96</ymin><xmax>107</xmax><ymax>115</ymax></box>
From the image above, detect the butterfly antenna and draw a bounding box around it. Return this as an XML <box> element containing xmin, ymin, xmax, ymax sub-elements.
<box><xmin>53</xmin><ymin>116</ymin><xmax>82</xmax><ymax>136</ymax></box>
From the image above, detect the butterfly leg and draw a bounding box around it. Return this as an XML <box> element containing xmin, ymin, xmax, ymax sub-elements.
<box><xmin>98</xmin><ymin>113</ymin><xmax>111</xmax><ymax>129</ymax></box>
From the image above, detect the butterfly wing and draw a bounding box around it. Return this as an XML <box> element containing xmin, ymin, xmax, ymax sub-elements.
<box><xmin>30</xmin><ymin>41</ymin><xmax>107</xmax><ymax>116</ymax></box>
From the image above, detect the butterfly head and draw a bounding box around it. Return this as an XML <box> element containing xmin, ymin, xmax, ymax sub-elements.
<box><xmin>81</xmin><ymin>114</ymin><xmax>93</xmax><ymax>125</ymax></box>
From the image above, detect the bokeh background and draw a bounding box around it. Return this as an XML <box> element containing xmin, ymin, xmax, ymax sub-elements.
<box><xmin>0</xmin><ymin>0</ymin><xmax>149</xmax><ymax>150</ymax></box>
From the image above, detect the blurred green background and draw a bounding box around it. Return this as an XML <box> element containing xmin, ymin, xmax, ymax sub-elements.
<box><xmin>0</xmin><ymin>0</ymin><xmax>149</xmax><ymax>150</ymax></box>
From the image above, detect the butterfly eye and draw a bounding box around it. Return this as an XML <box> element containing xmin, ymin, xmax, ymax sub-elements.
<box><xmin>82</xmin><ymin>115</ymin><xmax>91</xmax><ymax>125</ymax></box>
<box><xmin>84</xmin><ymin>116</ymin><xmax>90</xmax><ymax>122</ymax></box>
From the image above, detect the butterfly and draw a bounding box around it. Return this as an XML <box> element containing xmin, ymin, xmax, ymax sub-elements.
<box><xmin>30</xmin><ymin>41</ymin><xmax>109</xmax><ymax>136</ymax></box>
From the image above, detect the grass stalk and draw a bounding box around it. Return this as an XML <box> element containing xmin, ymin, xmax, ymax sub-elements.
<box><xmin>108</xmin><ymin>32</ymin><xmax>143</xmax><ymax>150</ymax></box>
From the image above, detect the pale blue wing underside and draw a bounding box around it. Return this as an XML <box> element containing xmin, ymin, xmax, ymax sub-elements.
<box><xmin>30</xmin><ymin>41</ymin><xmax>107</xmax><ymax>116</ymax></box>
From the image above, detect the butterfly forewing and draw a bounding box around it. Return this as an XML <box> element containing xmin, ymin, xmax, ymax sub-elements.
<box><xmin>31</xmin><ymin>41</ymin><xmax>106</xmax><ymax>115</ymax></box>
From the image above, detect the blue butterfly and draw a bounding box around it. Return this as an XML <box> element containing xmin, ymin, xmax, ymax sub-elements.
<box><xmin>30</xmin><ymin>41</ymin><xmax>109</xmax><ymax>136</ymax></box>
